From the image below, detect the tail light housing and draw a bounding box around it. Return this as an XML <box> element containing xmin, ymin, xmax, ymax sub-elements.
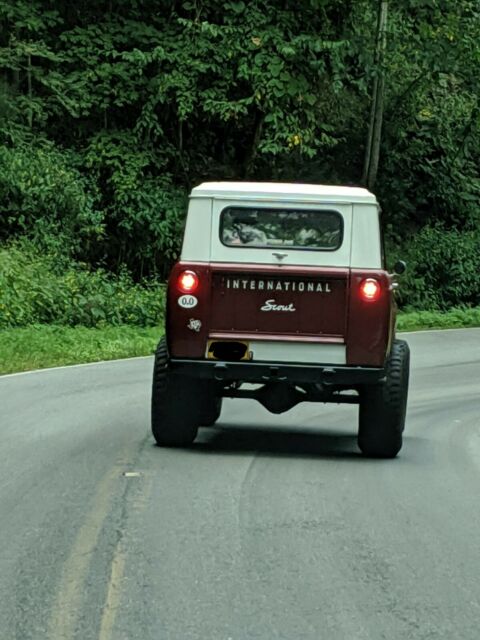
<box><xmin>177</xmin><ymin>270</ymin><xmax>199</xmax><ymax>293</ymax></box>
<box><xmin>359</xmin><ymin>278</ymin><xmax>381</xmax><ymax>302</ymax></box>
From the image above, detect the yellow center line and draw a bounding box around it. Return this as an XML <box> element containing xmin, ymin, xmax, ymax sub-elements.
<box><xmin>97</xmin><ymin>541</ymin><xmax>126</xmax><ymax>640</ymax></box>
<box><xmin>48</xmin><ymin>448</ymin><xmax>152</xmax><ymax>640</ymax></box>
<box><xmin>48</xmin><ymin>466</ymin><xmax>120</xmax><ymax>640</ymax></box>
<box><xmin>98</xmin><ymin>472</ymin><xmax>152</xmax><ymax>640</ymax></box>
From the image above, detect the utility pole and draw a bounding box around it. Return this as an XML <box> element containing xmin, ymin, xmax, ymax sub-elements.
<box><xmin>362</xmin><ymin>0</ymin><xmax>389</xmax><ymax>190</ymax></box>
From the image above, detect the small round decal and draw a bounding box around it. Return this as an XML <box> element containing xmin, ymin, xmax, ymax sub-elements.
<box><xmin>178</xmin><ymin>294</ymin><xmax>198</xmax><ymax>309</ymax></box>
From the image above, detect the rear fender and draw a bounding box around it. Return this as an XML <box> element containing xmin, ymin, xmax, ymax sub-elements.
<box><xmin>166</xmin><ymin>262</ymin><xmax>211</xmax><ymax>358</ymax></box>
<box><xmin>346</xmin><ymin>270</ymin><xmax>393</xmax><ymax>367</ymax></box>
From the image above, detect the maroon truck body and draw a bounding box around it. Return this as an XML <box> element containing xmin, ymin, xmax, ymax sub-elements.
<box><xmin>166</xmin><ymin>262</ymin><xmax>394</xmax><ymax>368</ymax></box>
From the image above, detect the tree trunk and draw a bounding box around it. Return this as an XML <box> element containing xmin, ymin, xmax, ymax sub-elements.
<box><xmin>362</xmin><ymin>0</ymin><xmax>388</xmax><ymax>190</ymax></box>
<box><xmin>244</xmin><ymin>112</ymin><xmax>264</xmax><ymax>178</ymax></box>
<box><xmin>27</xmin><ymin>52</ymin><xmax>33</xmax><ymax>129</ymax></box>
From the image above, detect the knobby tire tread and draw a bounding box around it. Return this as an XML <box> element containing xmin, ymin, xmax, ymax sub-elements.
<box><xmin>358</xmin><ymin>339</ymin><xmax>410</xmax><ymax>458</ymax></box>
<box><xmin>151</xmin><ymin>337</ymin><xmax>199</xmax><ymax>446</ymax></box>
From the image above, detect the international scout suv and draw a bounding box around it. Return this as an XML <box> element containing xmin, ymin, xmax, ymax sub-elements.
<box><xmin>152</xmin><ymin>182</ymin><xmax>410</xmax><ymax>458</ymax></box>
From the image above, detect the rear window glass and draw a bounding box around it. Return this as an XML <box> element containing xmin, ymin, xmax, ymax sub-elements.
<box><xmin>220</xmin><ymin>207</ymin><xmax>343</xmax><ymax>251</ymax></box>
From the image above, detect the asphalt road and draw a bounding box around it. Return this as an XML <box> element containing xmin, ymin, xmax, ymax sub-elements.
<box><xmin>1</xmin><ymin>329</ymin><xmax>479</xmax><ymax>640</ymax></box>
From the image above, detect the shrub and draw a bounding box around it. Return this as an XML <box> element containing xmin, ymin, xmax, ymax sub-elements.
<box><xmin>0</xmin><ymin>242</ymin><xmax>165</xmax><ymax>328</ymax></box>
<box><xmin>388</xmin><ymin>226</ymin><xmax>480</xmax><ymax>310</ymax></box>
<box><xmin>0</xmin><ymin>138</ymin><xmax>187</xmax><ymax>277</ymax></box>
<box><xmin>0</xmin><ymin>143</ymin><xmax>104</xmax><ymax>254</ymax></box>
<box><xmin>84</xmin><ymin>132</ymin><xmax>188</xmax><ymax>277</ymax></box>
<box><xmin>397</xmin><ymin>307</ymin><xmax>480</xmax><ymax>332</ymax></box>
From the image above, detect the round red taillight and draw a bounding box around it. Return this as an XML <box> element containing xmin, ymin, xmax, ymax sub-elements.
<box><xmin>177</xmin><ymin>270</ymin><xmax>199</xmax><ymax>293</ymax></box>
<box><xmin>359</xmin><ymin>278</ymin><xmax>381</xmax><ymax>302</ymax></box>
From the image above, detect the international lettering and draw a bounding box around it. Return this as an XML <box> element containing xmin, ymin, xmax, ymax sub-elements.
<box><xmin>225</xmin><ymin>278</ymin><xmax>332</xmax><ymax>293</ymax></box>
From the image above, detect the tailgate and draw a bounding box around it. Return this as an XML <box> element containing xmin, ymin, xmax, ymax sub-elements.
<box><xmin>209</xmin><ymin>266</ymin><xmax>348</xmax><ymax>338</ymax></box>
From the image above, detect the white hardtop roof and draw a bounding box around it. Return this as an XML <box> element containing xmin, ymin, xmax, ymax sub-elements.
<box><xmin>191</xmin><ymin>181</ymin><xmax>377</xmax><ymax>204</ymax></box>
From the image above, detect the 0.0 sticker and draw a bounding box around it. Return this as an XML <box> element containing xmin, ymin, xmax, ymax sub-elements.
<box><xmin>178</xmin><ymin>294</ymin><xmax>198</xmax><ymax>309</ymax></box>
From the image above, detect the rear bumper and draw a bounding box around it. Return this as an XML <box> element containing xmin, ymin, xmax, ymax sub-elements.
<box><xmin>169</xmin><ymin>359</ymin><xmax>386</xmax><ymax>386</ymax></box>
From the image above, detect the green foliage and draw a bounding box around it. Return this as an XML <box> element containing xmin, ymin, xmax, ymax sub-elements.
<box><xmin>378</xmin><ymin>0</ymin><xmax>480</xmax><ymax>235</ymax></box>
<box><xmin>84</xmin><ymin>132</ymin><xmax>187</xmax><ymax>271</ymax></box>
<box><xmin>0</xmin><ymin>0</ymin><xmax>365</xmax><ymax>276</ymax></box>
<box><xmin>389</xmin><ymin>226</ymin><xmax>480</xmax><ymax>311</ymax></box>
<box><xmin>0</xmin><ymin>142</ymin><xmax>103</xmax><ymax>252</ymax></box>
<box><xmin>0</xmin><ymin>243</ymin><xmax>165</xmax><ymax>328</ymax></box>
<box><xmin>0</xmin><ymin>0</ymin><xmax>478</xmax><ymax>302</ymax></box>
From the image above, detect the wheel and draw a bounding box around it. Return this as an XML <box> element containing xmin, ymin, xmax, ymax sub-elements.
<box><xmin>151</xmin><ymin>337</ymin><xmax>201</xmax><ymax>446</ymax></box>
<box><xmin>358</xmin><ymin>339</ymin><xmax>410</xmax><ymax>458</ymax></box>
<box><xmin>200</xmin><ymin>392</ymin><xmax>223</xmax><ymax>427</ymax></box>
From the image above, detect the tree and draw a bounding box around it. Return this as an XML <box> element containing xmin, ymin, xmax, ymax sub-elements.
<box><xmin>362</xmin><ymin>0</ymin><xmax>388</xmax><ymax>190</ymax></box>
<box><xmin>0</xmin><ymin>0</ymin><xmax>478</xmax><ymax>283</ymax></box>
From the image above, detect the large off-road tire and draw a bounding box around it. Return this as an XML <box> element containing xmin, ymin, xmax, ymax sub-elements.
<box><xmin>151</xmin><ymin>337</ymin><xmax>201</xmax><ymax>447</ymax></box>
<box><xmin>358</xmin><ymin>339</ymin><xmax>410</xmax><ymax>459</ymax></box>
<box><xmin>200</xmin><ymin>392</ymin><xmax>223</xmax><ymax>427</ymax></box>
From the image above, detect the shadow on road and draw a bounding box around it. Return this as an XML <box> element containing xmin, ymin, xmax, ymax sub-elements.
<box><xmin>191</xmin><ymin>423</ymin><xmax>361</xmax><ymax>460</ymax></box>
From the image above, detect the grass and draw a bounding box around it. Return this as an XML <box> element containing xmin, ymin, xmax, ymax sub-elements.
<box><xmin>397</xmin><ymin>307</ymin><xmax>480</xmax><ymax>332</ymax></box>
<box><xmin>0</xmin><ymin>324</ymin><xmax>162</xmax><ymax>375</ymax></box>
<box><xmin>0</xmin><ymin>307</ymin><xmax>479</xmax><ymax>375</ymax></box>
